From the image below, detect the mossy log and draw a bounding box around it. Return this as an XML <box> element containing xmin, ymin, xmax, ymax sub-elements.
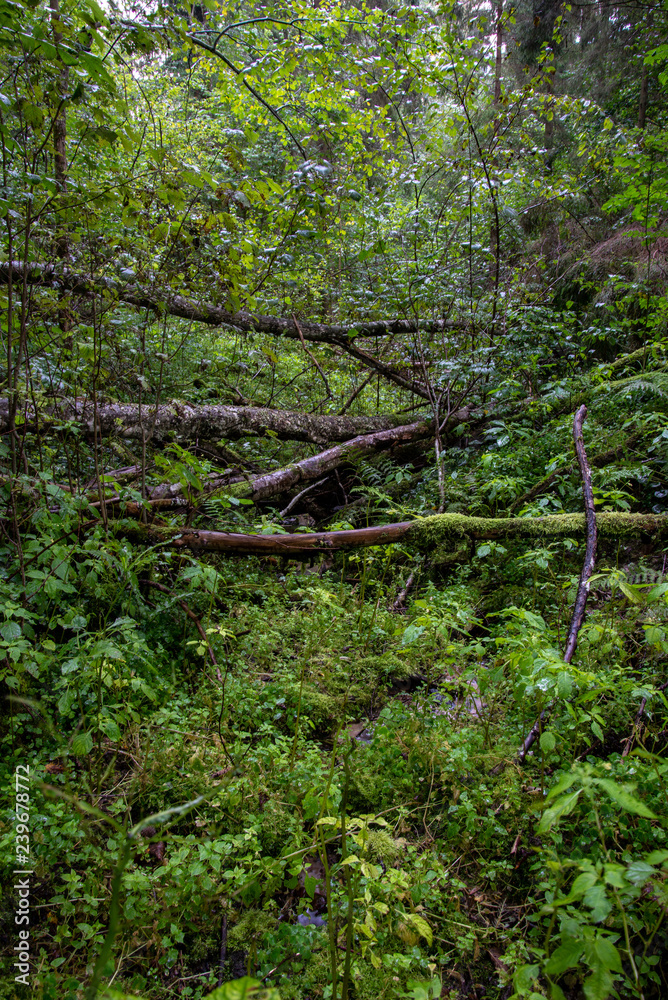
<box><xmin>119</xmin><ymin>511</ymin><xmax>668</xmax><ymax>557</ymax></box>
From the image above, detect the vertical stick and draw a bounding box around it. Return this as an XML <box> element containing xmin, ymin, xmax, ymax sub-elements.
<box><xmin>516</xmin><ymin>405</ymin><xmax>597</xmax><ymax>764</ymax></box>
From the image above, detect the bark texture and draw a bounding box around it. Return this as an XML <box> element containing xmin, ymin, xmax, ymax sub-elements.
<box><xmin>149</xmin><ymin>419</ymin><xmax>434</xmax><ymax>501</ymax></box>
<box><xmin>117</xmin><ymin>511</ymin><xmax>668</xmax><ymax>556</ymax></box>
<box><xmin>517</xmin><ymin>405</ymin><xmax>598</xmax><ymax>765</ymax></box>
<box><xmin>0</xmin><ymin>397</ymin><xmax>417</xmax><ymax>445</ymax></box>
<box><xmin>0</xmin><ymin>262</ymin><xmax>458</xmax><ymax>344</ymax></box>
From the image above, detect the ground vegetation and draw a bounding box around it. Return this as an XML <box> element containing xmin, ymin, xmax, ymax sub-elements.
<box><xmin>1</xmin><ymin>1</ymin><xmax>668</xmax><ymax>998</ymax></box>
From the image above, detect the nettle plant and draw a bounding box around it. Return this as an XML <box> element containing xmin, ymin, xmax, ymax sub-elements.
<box><xmin>513</xmin><ymin>761</ymin><xmax>668</xmax><ymax>1000</ymax></box>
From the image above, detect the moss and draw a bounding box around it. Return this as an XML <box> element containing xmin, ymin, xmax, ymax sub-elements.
<box><xmin>407</xmin><ymin>512</ymin><xmax>668</xmax><ymax>554</ymax></box>
<box><xmin>285</xmin><ymin>683</ymin><xmax>343</xmax><ymax>735</ymax></box>
<box><xmin>227</xmin><ymin>909</ymin><xmax>275</xmax><ymax>950</ymax></box>
<box><xmin>365</xmin><ymin>829</ymin><xmax>402</xmax><ymax>863</ymax></box>
<box><xmin>258</xmin><ymin>801</ymin><xmax>301</xmax><ymax>854</ymax></box>
<box><xmin>219</xmin><ymin>480</ymin><xmax>253</xmax><ymax>499</ymax></box>
<box><xmin>355</xmin><ymin>654</ymin><xmax>414</xmax><ymax>683</ymax></box>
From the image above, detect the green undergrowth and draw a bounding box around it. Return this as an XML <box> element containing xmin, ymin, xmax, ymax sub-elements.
<box><xmin>1</xmin><ymin>521</ymin><xmax>667</xmax><ymax>1000</ymax></box>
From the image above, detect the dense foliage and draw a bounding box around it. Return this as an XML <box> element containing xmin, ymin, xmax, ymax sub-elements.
<box><xmin>1</xmin><ymin>0</ymin><xmax>668</xmax><ymax>998</ymax></box>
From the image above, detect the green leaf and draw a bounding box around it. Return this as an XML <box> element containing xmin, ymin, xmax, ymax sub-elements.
<box><xmin>98</xmin><ymin>716</ymin><xmax>121</xmax><ymax>742</ymax></box>
<box><xmin>595</xmin><ymin>779</ymin><xmax>657</xmax><ymax>818</ymax></box>
<box><xmin>72</xmin><ymin>731</ymin><xmax>93</xmax><ymax>756</ymax></box>
<box><xmin>540</xmin><ymin>731</ymin><xmax>556</xmax><ymax>753</ymax></box>
<box><xmin>583</xmin><ymin>883</ymin><xmax>612</xmax><ymax>922</ymax></box>
<box><xmin>593</xmin><ymin>935</ymin><xmax>622</xmax><ymax>972</ymax></box>
<box><xmin>537</xmin><ymin>789</ymin><xmax>582</xmax><ymax>833</ymax></box>
<box><xmin>544</xmin><ymin>938</ymin><xmax>585</xmax><ymax>975</ymax></box>
<box><xmin>591</xmin><ymin>720</ymin><xmax>604</xmax><ymax>742</ymax></box>
<box><xmin>645</xmin><ymin>849</ymin><xmax>668</xmax><ymax>865</ymax></box>
<box><xmin>404</xmin><ymin>912</ymin><xmax>433</xmax><ymax>946</ymax></box>
<box><xmin>304</xmin><ymin>874</ymin><xmax>316</xmax><ymax>899</ymax></box>
<box><xmin>206</xmin><ymin>976</ymin><xmax>280</xmax><ymax>1000</ymax></box>
<box><xmin>625</xmin><ymin>861</ymin><xmax>656</xmax><ymax>886</ymax></box>
<box><xmin>557</xmin><ymin>671</ymin><xmax>573</xmax><ymax>697</ymax></box>
<box><xmin>583</xmin><ymin>964</ymin><xmax>614</xmax><ymax>1000</ymax></box>
<box><xmin>0</xmin><ymin>621</ymin><xmax>21</xmax><ymax>641</ymax></box>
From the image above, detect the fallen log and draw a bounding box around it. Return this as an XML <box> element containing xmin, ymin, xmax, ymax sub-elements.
<box><xmin>115</xmin><ymin>511</ymin><xmax>668</xmax><ymax>556</ymax></box>
<box><xmin>0</xmin><ymin>397</ymin><xmax>417</xmax><ymax>445</ymax></box>
<box><xmin>149</xmin><ymin>418</ymin><xmax>435</xmax><ymax>502</ymax></box>
<box><xmin>0</xmin><ymin>262</ymin><xmax>460</xmax><ymax>344</ymax></box>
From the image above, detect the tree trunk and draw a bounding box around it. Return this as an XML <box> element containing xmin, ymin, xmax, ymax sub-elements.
<box><xmin>0</xmin><ymin>397</ymin><xmax>430</xmax><ymax>445</ymax></box>
<box><xmin>149</xmin><ymin>419</ymin><xmax>434</xmax><ymax>502</ymax></box>
<box><xmin>50</xmin><ymin>0</ymin><xmax>68</xmax><ymax>260</ymax></box>
<box><xmin>638</xmin><ymin>11</ymin><xmax>653</xmax><ymax>129</ymax></box>
<box><xmin>116</xmin><ymin>511</ymin><xmax>668</xmax><ymax>557</ymax></box>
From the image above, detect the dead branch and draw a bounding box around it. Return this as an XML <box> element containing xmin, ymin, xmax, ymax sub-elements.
<box><xmin>392</xmin><ymin>570</ymin><xmax>416</xmax><ymax>612</ymax></box>
<box><xmin>517</xmin><ymin>405</ymin><xmax>598</xmax><ymax>765</ymax></box>
<box><xmin>621</xmin><ymin>680</ymin><xmax>668</xmax><ymax>758</ymax></box>
<box><xmin>0</xmin><ymin>262</ymin><xmax>462</xmax><ymax>344</ymax></box>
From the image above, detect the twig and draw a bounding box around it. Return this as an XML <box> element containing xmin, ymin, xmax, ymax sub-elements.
<box><xmin>293</xmin><ymin>313</ymin><xmax>332</xmax><ymax>401</ymax></box>
<box><xmin>280</xmin><ymin>476</ymin><xmax>328</xmax><ymax>517</ymax></box>
<box><xmin>140</xmin><ymin>579</ymin><xmax>217</xmax><ymax>666</ymax></box>
<box><xmin>517</xmin><ymin>404</ymin><xmax>597</xmax><ymax>764</ymax></box>
<box><xmin>217</xmin><ymin>912</ymin><xmax>227</xmax><ymax>986</ymax></box>
<box><xmin>392</xmin><ymin>570</ymin><xmax>415</xmax><ymax>612</ymax></box>
<box><xmin>621</xmin><ymin>680</ymin><xmax>668</xmax><ymax>758</ymax></box>
<box><xmin>338</xmin><ymin>371</ymin><xmax>375</xmax><ymax>415</ymax></box>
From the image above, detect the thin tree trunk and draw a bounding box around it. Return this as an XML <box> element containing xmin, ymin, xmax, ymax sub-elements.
<box><xmin>50</xmin><ymin>0</ymin><xmax>68</xmax><ymax>260</ymax></box>
<box><xmin>638</xmin><ymin>10</ymin><xmax>653</xmax><ymax>129</ymax></box>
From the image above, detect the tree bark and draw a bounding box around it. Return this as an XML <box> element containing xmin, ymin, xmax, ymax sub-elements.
<box><xmin>116</xmin><ymin>511</ymin><xmax>668</xmax><ymax>557</ymax></box>
<box><xmin>0</xmin><ymin>262</ymin><xmax>460</xmax><ymax>344</ymax></box>
<box><xmin>0</xmin><ymin>397</ymin><xmax>424</xmax><ymax>445</ymax></box>
<box><xmin>149</xmin><ymin>419</ymin><xmax>434</xmax><ymax>502</ymax></box>
<box><xmin>517</xmin><ymin>404</ymin><xmax>598</xmax><ymax>764</ymax></box>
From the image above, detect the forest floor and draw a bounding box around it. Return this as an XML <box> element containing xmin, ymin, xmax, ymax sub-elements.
<box><xmin>5</xmin><ymin>525</ymin><xmax>667</xmax><ymax>1000</ymax></box>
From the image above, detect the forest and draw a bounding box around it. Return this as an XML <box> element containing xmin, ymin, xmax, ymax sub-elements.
<box><xmin>1</xmin><ymin>0</ymin><xmax>667</xmax><ymax>997</ymax></box>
